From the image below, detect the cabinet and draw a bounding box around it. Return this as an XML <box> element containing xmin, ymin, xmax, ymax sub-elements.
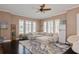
<box><xmin>11</xmin><ymin>24</ymin><xmax>16</xmax><ymax>40</ymax></box>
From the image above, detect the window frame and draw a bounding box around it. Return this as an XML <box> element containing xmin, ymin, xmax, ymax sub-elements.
<box><xmin>19</xmin><ymin>19</ymin><xmax>36</xmax><ymax>34</ymax></box>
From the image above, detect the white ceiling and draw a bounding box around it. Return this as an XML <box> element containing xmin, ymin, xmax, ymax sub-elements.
<box><xmin>0</xmin><ymin>4</ymin><xmax>79</xmax><ymax>19</ymax></box>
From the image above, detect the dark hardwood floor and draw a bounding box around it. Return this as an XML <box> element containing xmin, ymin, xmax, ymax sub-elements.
<box><xmin>0</xmin><ymin>40</ymin><xmax>19</xmax><ymax>54</ymax></box>
<box><xmin>0</xmin><ymin>40</ymin><xmax>77</xmax><ymax>54</ymax></box>
<box><xmin>0</xmin><ymin>40</ymin><xmax>31</xmax><ymax>54</ymax></box>
<box><xmin>63</xmin><ymin>48</ymin><xmax>77</xmax><ymax>54</ymax></box>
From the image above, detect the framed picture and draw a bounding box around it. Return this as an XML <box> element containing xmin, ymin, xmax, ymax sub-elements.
<box><xmin>0</xmin><ymin>21</ymin><xmax>8</xmax><ymax>29</ymax></box>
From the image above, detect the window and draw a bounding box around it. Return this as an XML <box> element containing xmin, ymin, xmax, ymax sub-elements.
<box><xmin>43</xmin><ymin>19</ymin><xmax>60</xmax><ymax>33</ymax></box>
<box><xmin>19</xmin><ymin>19</ymin><xmax>36</xmax><ymax>34</ymax></box>
<box><xmin>19</xmin><ymin>20</ymin><xmax>24</xmax><ymax>34</ymax></box>
<box><xmin>43</xmin><ymin>20</ymin><xmax>53</xmax><ymax>33</ymax></box>
<box><xmin>33</xmin><ymin>22</ymin><xmax>36</xmax><ymax>32</ymax></box>
<box><xmin>55</xmin><ymin>20</ymin><xmax>60</xmax><ymax>33</ymax></box>
<box><xmin>25</xmin><ymin>20</ymin><xmax>36</xmax><ymax>33</ymax></box>
<box><xmin>43</xmin><ymin>21</ymin><xmax>47</xmax><ymax>32</ymax></box>
<box><xmin>25</xmin><ymin>21</ymin><xmax>29</xmax><ymax>33</ymax></box>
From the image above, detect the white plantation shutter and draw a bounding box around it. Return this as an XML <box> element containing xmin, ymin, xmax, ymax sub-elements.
<box><xmin>25</xmin><ymin>21</ymin><xmax>29</xmax><ymax>33</ymax></box>
<box><xmin>33</xmin><ymin>21</ymin><xmax>36</xmax><ymax>32</ymax></box>
<box><xmin>19</xmin><ymin>20</ymin><xmax>24</xmax><ymax>34</ymax></box>
<box><xmin>43</xmin><ymin>20</ymin><xmax>53</xmax><ymax>33</ymax></box>
<box><xmin>43</xmin><ymin>21</ymin><xmax>46</xmax><ymax>32</ymax></box>
<box><xmin>55</xmin><ymin>20</ymin><xmax>60</xmax><ymax>33</ymax></box>
<box><xmin>19</xmin><ymin>19</ymin><xmax>36</xmax><ymax>34</ymax></box>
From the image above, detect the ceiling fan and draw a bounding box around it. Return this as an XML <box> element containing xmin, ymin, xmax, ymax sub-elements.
<box><xmin>37</xmin><ymin>4</ymin><xmax>52</xmax><ymax>13</ymax></box>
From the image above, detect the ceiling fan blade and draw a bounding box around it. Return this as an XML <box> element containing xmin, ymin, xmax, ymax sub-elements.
<box><xmin>35</xmin><ymin>4</ymin><xmax>52</xmax><ymax>13</ymax></box>
<box><xmin>43</xmin><ymin>8</ymin><xmax>51</xmax><ymax>11</ymax></box>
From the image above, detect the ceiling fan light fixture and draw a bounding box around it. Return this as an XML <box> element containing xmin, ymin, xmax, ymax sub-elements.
<box><xmin>37</xmin><ymin>4</ymin><xmax>52</xmax><ymax>13</ymax></box>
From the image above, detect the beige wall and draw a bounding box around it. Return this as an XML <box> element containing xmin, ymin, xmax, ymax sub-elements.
<box><xmin>66</xmin><ymin>7</ymin><xmax>79</xmax><ymax>37</ymax></box>
<box><xmin>36</xmin><ymin>20</ymin><xmax>42</xmax><ymax>32</ymax></box>
<box><xmin>0</xmin><ymin>11</ymin><xmax>27</xmax><ymax>40</ymax></box>
<box><xmin>0</xmin><ymin>7</ymin><xmax>79</xmax><ymax>40</ymax></box>
<box><xmin>0</xmin><ymin>11</ymin><xmax>12</xmax><ymax>40</ymax></box>
<box><xmin>44</xmin><ymin>7</ymin><xmax>79</xmax><ymax>38</ymax></box>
